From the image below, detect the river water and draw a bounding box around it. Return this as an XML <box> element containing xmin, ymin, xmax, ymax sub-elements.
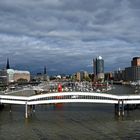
<box><xmin>0</xmin><ymin>85</ymin><xmax>140</xmax><ymax>140</ymax></box>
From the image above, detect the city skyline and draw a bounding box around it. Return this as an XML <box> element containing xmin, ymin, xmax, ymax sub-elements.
<box><xmin>0</xmin><ymin>0</ymin><xmax>140</xmax><ymax>74</ymax></box>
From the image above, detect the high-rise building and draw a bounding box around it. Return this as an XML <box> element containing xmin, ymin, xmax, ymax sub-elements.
<box><xmin>131</xmin><ymin>57</ymin><xmax>140</xmax><ymax>67</ymax></box>
<box><xmin>125</xmin><ymin>57</ymin><xmax>140</xmax><ymax>82</ymax></box>
<box><xmin>76</xmin><ymin>72</ymin><xmax>81</xmax><ymax>81</ymax></box>
<box><xmin>75</xmin><ymin>71</ymin><xmax>90</xmax><ymax>82</ymax></box>
<box><xmin>93</xmin><ymin>56</ymin><xmax>104</xmax><ymax>81</ymax></box>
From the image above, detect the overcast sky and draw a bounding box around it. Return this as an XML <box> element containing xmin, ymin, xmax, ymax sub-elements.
<box><xmin>0</xmin><ymin>0</ymin><xmax>140</xmax><ymax>75</ymax></box>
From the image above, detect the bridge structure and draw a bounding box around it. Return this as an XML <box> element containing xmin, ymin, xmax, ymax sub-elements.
<box><xmin>0</xmin><ymin>89</ymin><xmax>140</xmax><ymax>118</ymax></box>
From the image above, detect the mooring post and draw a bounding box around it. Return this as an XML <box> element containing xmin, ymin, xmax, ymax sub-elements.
<box><xmin>118</xmin><ymin>100</ymin><xmax>120</xmax><ymax>116</ymax></box>
<box><xmin>25</xmin><ymin>102</ymin><xmax>28</xmax><ymax>119</ymax></box>
<box><xmin>33</xmin><ymin>105</ymin><xmax>35</xmax><ymax>112</ymax></box>
<box><xmin>9</xmin><ymin>104</ymin><xmax>12</xmax><ymax>112</ymax></box>
<box><xmin>29</xmin><ymin>105</ymin><xmax>32</xmax><ymax>115</ymax></box>
<box><xmin>114</xmin><ymin>104</ymin><xmax>117</xmax><ymax>115</ymax></box>
<box><xmin>127</xmin><ymin>104</ymin><xmax>129</xmax><ymax>111</ymax></box>
<box><xmin>122</xmin><ymin>100</ymin><xmax>124</xmax><ymax>116</ymax></box>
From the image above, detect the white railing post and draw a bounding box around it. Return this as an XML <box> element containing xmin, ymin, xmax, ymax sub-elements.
<box><xmin>25</xmin><ymin>101</ymin><xmax>28</xmax><ymax>119</ymax></box>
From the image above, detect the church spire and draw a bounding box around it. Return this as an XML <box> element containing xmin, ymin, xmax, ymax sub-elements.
<box><xmin>44</xmin><ymin>66</ymin><xmax>47</xmax><ymax>75</ymax></box>
<box><xmin>6</xmin><ymin>58</ymin><xmax>10</xmax><ymax>69</ymax></box>
<box><xmin>43</xmin><ymin>66</ymin><xmax>47</xmax><ymax>81</ymax></box>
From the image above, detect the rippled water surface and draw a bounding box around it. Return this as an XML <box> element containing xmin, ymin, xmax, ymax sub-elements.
<box><xmin>0</xmin><ymin>85</ymin><xmax>140</xmax><ymax>140</ymax></box>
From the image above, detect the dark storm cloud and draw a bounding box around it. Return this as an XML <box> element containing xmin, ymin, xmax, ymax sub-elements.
<box><xmin>0</xmin><ymin>0</ymin><xmax>139</xmax><ymax>74</ymax></box>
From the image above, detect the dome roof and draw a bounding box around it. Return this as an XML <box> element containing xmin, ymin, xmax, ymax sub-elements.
<box><xmin>97</xmin><ymin>56</ymin><xmax>102</xmax><ymax>60</ymax></box>
<box><xmin>7</xmin><ymin>69</ymin><xmax>15</xmax><ymax>74</ymax></box>
<box><xmin>14</xmin><ymin>70</ymin><xmax>30</xmax><ymax>74</ymax></box>
<box><xmin>7</xmin><ymin>69</ymin><xmax>30</xmax><ymax>74</ymax></box>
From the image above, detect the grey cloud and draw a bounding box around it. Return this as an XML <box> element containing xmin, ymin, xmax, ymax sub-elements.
<box><xmin>128</xmin><ymin>0</ymin><xmax>140</xmax><ymax>9</ymax></box>
<box><xmin>0</xmin><ymin>0</ymin><xmax>139</xmax><ymax>74</ymax></box>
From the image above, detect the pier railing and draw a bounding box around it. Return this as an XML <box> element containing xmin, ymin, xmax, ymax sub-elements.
<box><xmin>1</xmin><ymin>91</ymin><xmax>140</xmax><ymax>105</ymax></box>
<box><xmin>1</xmin><ymin>90</ymin><xmax>140</xmax><ymax>118</ymax></box>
